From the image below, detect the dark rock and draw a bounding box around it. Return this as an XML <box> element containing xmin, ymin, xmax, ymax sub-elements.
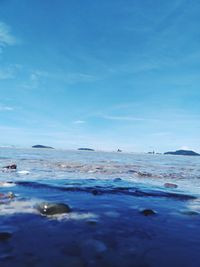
<box><xmin>164</xmin><ymin>150</ymin><xmax>200</xmax><ymax>156</ymax></box>
<box><xmin>137</xmin><ymin>171</ymin><xmax>152</xmax><ymax>177</ymax></box>
<box><xmin>140</xmin><ymin>209</ymin><xmax>157</xmax><ymax>216</ymax></box>
<box><xmin>36</xmin><ymin>202</ymin><xmax>71</xmax><ymax>215</ymax></box>
<box><xmin>32</xmin><ymin>145</ymin><xmax>54</xmax><ymax>149</ymax></box>
<box><xmin>3</xmin><ymin>164</ymin><xmax>17</xmax><ymax>170</ymax></box>
<box><xmin>0</xmin><ymin>232</ymin><xmax>12</xmax><ymax>241</ymax></box>
<box><xmin>164</xmin><ymin>183</ymin><xmax>178</xmax><ymax>189</ymax></box>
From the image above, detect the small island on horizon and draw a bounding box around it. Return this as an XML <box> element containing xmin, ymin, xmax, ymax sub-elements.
<box><xmin>164</xmin><ymin>149</ymin><xmax>200</xmax><ymax>156</ymax></box>
<box><xmin>32</xmin><ymin>145</ymin><xmax>54</xmax><ymax>149</ymax></box>
<box><xmin>78</xmin><ymin>148</ymin><xmax>95</xmax><ymax>151</ymax></box>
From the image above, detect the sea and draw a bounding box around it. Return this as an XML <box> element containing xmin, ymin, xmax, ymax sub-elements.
<box><xmin>0</xmin><ymin>148</ymin><xmax>200</xmax><ymax>267</ymax></box>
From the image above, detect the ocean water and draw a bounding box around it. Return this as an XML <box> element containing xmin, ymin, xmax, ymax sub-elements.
<box><xmin>0</xmin><ymin>148</ymin><xmax>200</xmax><ymax>267</ymax></box>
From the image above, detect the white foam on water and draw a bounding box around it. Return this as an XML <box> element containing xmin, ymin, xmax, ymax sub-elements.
<box><xmin>0</xmin><ymin>199</ymin><xmax>38</xmax><ymax>215</ymax></box>
<box><xmin>47</xmin><ymin>211</ymin><xmax>99</xmax><ymax>221</ymax></box>
<box><xmin>17</xmin><ymin>170</ymin><xmax>30</xmax><ymax>175</ymax></box>
<box><xmin>0</xmin><ymin>182</ymin><xmax>16</xmax><ymax>187</ymax></box>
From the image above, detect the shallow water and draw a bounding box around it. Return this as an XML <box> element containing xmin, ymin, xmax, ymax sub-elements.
<box><xmin>0</xmin><ymin>148</ymin><xmax>200</xmax><ymax>267</ymax></box>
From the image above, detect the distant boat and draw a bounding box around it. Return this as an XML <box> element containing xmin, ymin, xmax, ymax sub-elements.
<box><xmin>117</xmin><ymin>149</ymin><xmax>122</xmax><ymax>152</ymax></box>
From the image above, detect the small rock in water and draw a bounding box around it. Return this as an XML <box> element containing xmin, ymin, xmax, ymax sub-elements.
<box><xmin>164</xmin><ymin>183</ymin><xmax>178</xmax><ymax>189</ymax></box>
<box><xmin>36</xmin><ymin>202</ymin><xmax>71</xmax><ymax>215</ymax></box>
<box><xmin>140</xmin><ymin>209</ymin><xmax>157</xmax><ymax>216</ymax></box>
<box><xmin>0</xmin><ymin>232</ymin><xmax>12</xmax><ymax>241</ymax></box>
<box><xmin>0</xmin><ymin>192</ymin><xmax>15</xmax><ymax>199</ymax></box>
<box><xmin>7</xmin><ymin>192</ymin><xmax>16</xmax><ymax>199</ymax></box>
<box><xmin>113</xmin><ymin>178</ymin><xmax>122</xmax><ymax>182</ymax></box>
<box><xmin>3</xmin><ymin>164</ymin><xmax>17</xmax><ymax>170</ymax></box>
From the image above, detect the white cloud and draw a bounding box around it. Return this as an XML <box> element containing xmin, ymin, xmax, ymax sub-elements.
<box><xmin>73</xmin><ymin>120</ymin><xmax>86</xmax><ymax>124</ymax></box>
<box><xmin>0</xmin><ymin>21</ymin><xmax>17</xmax><ymax>47</ymax></box>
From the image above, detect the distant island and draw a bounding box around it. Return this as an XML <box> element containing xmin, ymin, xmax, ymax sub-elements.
<box><xmin>32</xmin><ymin>145</ymin><xmax>54</xmax><ymax>149</ymax></box>
<box><xmin>78</xmin><ymin>148</ymin><xmax>95</xmax><ymax>151</ymax></box>
<box><xmin>164</xmin><ymin>150</ymin><xmax>200</xmax><ymax>156</ymax></box>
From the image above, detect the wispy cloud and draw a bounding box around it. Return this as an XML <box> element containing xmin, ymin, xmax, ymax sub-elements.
<box><xmin>0</xmin><ymin>21</ymin><xmax>18</xmax><ymax>47</ymax></box>
<box><xmin>0</xmin><ymin>105</ymin><xmax>14</xmax><ymax>111</ymax></box>
<box><xmin>102</xmin><ymin>115</ymin><xmax>146</xmax><ymax>122</ymax></box>
<box><xmin>73</xmin><ymin>120</ymin><xmax>86</xmax><ymax>124</ymax></box>
<box><xmin>64</xmin><ymin>73</ymin><xmax>97</xmax><ymax>84</ymax></box>
<box><xmin>0</xmin><ymin>64</ymin><xmax>21</xmax><ymax>80</ymax></box>
<box><xmin>22</xmin><ymin>70</ymin><xmax>48</xmax><ymax>89</ymax></box>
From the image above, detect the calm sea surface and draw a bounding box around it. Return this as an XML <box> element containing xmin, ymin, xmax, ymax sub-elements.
<box><xmin>0</xmin><ymin>148</ymin><xmax>200</xmax><ymax>267</ymax></box>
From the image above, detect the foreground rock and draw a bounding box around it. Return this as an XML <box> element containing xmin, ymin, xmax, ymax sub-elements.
<box><xmin>164</xmin><ymin>150</ymin><xmax>200</xmax><ymax>156</ymax></box>
<box><xmin>36</xmin><ymin>202</ymin><xmax>71</xmax><ymax>215</ymax></box>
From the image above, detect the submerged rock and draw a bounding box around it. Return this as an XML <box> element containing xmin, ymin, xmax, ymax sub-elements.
<box><xmin>181</xmin><ymin>210</ymin><xmax>199</xmax><ymax>216</ymax></box>
<box><xmin>86</xmin><ymin>219</ymin><xmax>98</xmax><ymax>225</ymax></box>
<box><xmin>91</xmin><ymin>189</ymin><xmax>101</xmax><ymax>195</ymax></box>
<box><xmin>0</xmin><ymin>232</ymin><xmax>12</xmax><ymax>241</ymax></box>
<box><xmin>140</xmin><ymin>209</ymin><xmax>157</xmax><ymax>216</ymax></box>
<box><xmin>113</xmin><ymin>178</ymin><xmax>122</xmax><ymax>182</ymax></box>
<box><xmin>36</xmin><ymin>202</ymin><xmax>71</xmax><ymax>216</ymax></box>
<box><xmin>164</xmin><ymin>183</ymin><xmax>178</xmax><ymax>189</ymax></box>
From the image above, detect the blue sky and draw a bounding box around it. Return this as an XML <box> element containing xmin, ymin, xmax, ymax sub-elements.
<box><xmin>0</xmin><ymin>0</ymin><xmax>200</xmax><ymax>152</ymax></box>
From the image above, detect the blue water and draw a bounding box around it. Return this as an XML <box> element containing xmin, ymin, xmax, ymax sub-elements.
<box><xmin>0</xmin><ymin>148</ymin><xmax>200</xmax><ymax>267</ymax></box>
